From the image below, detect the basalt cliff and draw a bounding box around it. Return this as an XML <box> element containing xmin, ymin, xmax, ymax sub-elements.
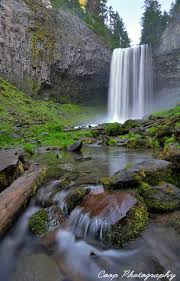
<box><xmin>154</xmin><ymin>5</ymin><xmax>180</xmax><ymax>108</ymax></box>
<box><xmin>0</xmin><ymin>0</ymin><xmax>111</xmax><ymax>104</ymax></box>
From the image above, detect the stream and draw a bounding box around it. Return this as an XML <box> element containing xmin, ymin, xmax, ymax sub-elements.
<box><xmin>0</xmin><ymin>146</ymin><xmax>179</xmax><ymax>281</ymax></box>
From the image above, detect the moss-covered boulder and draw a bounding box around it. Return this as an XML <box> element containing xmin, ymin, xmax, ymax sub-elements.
<box><xmin>29</xmin><ymin>206</ymin><xmax>65</xmax><ymax>235</ymax></box>
<box><xmin>140</xmin><ymin>182</ymin><xmax>180</xmax><ymax>212</ymax></box>
<box><xmin>29</xmin><ymin>209</ymin><xmax>48</xmax><ymax>235</ymax></box>
<box><xmin>168</xmin><ymin>211</ymin><xmax>180</xmax><ymax>233</ymax></box>
<box><xmin>101</xmin><ymin>159</ymin><xmax>172</xmax><ymax>190</ymax></box>
<box><xmin>69</xmin><ymin>190</ymin><xmax>148</xmax><ymax>247</ymax></box>
<box><xmin>109</xmin><ymin>200</ymin><xmax>148</xmax><ymax>247</ymax></box>
<box><xmin>123</xmin><ymin>119</ymin><xmax>142</xmax><ymax>133</ymax></box>
<box><xmin>103</xmin><ymin>123</ymin><xmax>124</xmax><ymax>137</ymax></box>
<box><xmin>65</xmin><ymin>187</ymin><xmax>90</xmax><ymax>213</ymax></box>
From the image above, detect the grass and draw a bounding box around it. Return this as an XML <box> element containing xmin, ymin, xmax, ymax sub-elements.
<box><xmin>0</xmin><ymin>77</ymin><xmax>97</xmax><ymax>149</ymax></box>
<box><xmin>152</xmin><ymin>105</ymin><xmax>180</xmax><ymax>117</ymax></box>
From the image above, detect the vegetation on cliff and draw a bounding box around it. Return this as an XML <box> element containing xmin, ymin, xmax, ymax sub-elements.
<box><xmin>140</xmin><ymin>0</ymin><xmax>180</xmax><ymax>48</ymax></box>
<box><xmin>0</xmin><ymin>77</ymin><xmax>95</xmax><ymax>149</ymax></box>
<box><xmin>51</xmin><ymin>0</ymin><xmax>130</xmax><ymax>49</ymax></box>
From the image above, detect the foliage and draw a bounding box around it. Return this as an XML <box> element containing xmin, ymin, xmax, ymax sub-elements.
<box><xmin>29</xmin><ymin>209</ymin><xmax>48</xmax><ymax>235</ymax></box>
<box><xmin>103</xmin><ymin>123</ymin><xmax>124</xmax><ymax>136</ymax></box>
<box><xmin>23</xmin><ymin>143</ymin><xmax>36</xmax><ymax>155</ymax></box>
<box><xmin>109</xmin><ymin>201</ymin><xmax>148</xmax><ymax>247</ymax></box>
<box><xmin>140</xmin><ymin>0</ymin><xmax>170</xmax><ymax>48</ymax></box>
<box><xmin>0</xmin><ymin>77</ymin><xmax>96</xmax><ymax>149</ymax></box>
<box><xmin>51</xmin><ymin>0</ymin><xmax>130</xmax><ymax>49</ymax></box>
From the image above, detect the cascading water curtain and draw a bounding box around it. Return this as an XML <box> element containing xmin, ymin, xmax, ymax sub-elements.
<box><xmin>108</xmin><ymin>45</ymin><xmax>153</xmax><ymax>123</ymax></box>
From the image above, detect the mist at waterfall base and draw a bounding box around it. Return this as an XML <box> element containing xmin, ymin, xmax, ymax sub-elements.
<box><xmin>108</xmin><ymin>45</ymin><xmax>154</xmax><ymax>123</ymax></box>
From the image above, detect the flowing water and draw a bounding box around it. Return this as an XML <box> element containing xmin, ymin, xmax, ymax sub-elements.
<box><xmin>0</xmin><ymin>147</ymin><xmax>180</xmax><ymax>281</ymax></box>
<box><xmin>108</xmin><ymin>45</ymin><xmax>153</xmax><ymax>123</ymax></box>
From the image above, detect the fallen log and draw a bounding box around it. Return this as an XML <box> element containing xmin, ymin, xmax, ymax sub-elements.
<box><xmin>0</xmin><ymin>164</ymin><xmax>47</xmax><ymax>235</ymax></box>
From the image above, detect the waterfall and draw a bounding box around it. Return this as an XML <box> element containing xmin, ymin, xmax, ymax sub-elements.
<box><xmin>108</xmin><ymin>45</ymin><xmax>153</xmax><ymax>123</ymax></box>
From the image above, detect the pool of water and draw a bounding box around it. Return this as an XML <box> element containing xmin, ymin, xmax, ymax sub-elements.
<box><xmin>1</xmin><ymin>146</ymin><xmax>179</xmax><ymax>281</ymax></box>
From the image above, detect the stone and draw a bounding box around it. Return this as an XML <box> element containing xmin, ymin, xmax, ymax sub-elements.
<box><xmin>65</xmin><ymin>187</ymin><xmax>90</xmax><ymax>213</ymax></box>
<box><xmin>0</xmin><ymin>0</ymin><xmax>111</xmax><ymax>104</ymax></box>
<box><xmin>101</xmin><ymin>159</ymin><xmax>172</xmax><ymax>190</ymax></box>
<box><xmin>74</xmin><ymin>156</ymin><xmax>92</xmax><ymax>162</ymax></box>
<box><xmin>69</xmin><ymin>191</ymin><xmax>148</xmax><ymax>247</ymax></box>
<box><xmin>45</xmin><ymin>205</ymin><xmax>65</xmax><ymax>231</ymax></box>
<box><xmin>67</xmin><ymin>140</ymin><xmax>82</xmax><ymax>152</ymax></box>
<box><xmin>0</xmin><ymin>150</ymin><xmax>26</xmax><ymax>192</ymax></box>
<box><xmin>142</xmin><ymin>182</ymin><xmax>180</xmax><ymax>212</ymax></box>
<box><xmin>154</xmin><ymin>5</ymin><xmax>180</xmax><ymax>107</ymax></box>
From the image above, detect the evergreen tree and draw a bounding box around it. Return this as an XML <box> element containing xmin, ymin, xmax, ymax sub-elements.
<box><xmin>113</xmin><ymin>12</ymin><xmax>130</xmax><ymax>48</ymax></box>
<box><xmin>140</xmin><ymin>0</ymin><xmax>168</xmax><ymax>48</ymax></box>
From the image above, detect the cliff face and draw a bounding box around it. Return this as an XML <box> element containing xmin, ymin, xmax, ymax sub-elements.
<box><xmin>0</xmin><ymin>0</ymin><xmax>111</xmax><ymax>104</ymax></box>
<box><xmin>154</xmin><ymin>6</ymin><xmax>180</xmax><ymax>108</ymax></box>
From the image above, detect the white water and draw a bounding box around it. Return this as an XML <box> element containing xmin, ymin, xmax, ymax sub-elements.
<box><xmin>108</xmin><ymin>45</ymin><xmax>153</xmax><ymax>123</ymax></box>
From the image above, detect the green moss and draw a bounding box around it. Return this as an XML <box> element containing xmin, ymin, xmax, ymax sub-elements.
<box><xmin>108</xmin><ymin>201</ymin><xmax>148</xmax><ymax>247</ymax></box>
<box><xmin>103</xmin><ymin>123</ymin><xmax>124</xmax><ymax>137</ymax></box>
<box><xmin>107</xmin><ymin>138</ymin><xmax>118</xmax><ymax>146</ymax></box>
<box><xmin>123</xmin><ymin>119</ymin><xmax>141</xmax><ymax>132</ymax></box>
<box><xmin>100</xmin><ymin>176</ymin><xmax>114</xmax><ymax>189</ymax></box>
<box><xmin>0</xmin><ymin>77</ymin><xmax>96</xmax><ymax>149</ymax></box>
<box><xmin>29</xmin><ymin>209</ymin><xmax>48</xmax><ymax>235</ymax></box>
<box><xmin>65</xmin><ymin>187</ymin><xmax>89</xmax><ymax>213</ymax></box>
<box><xmin>152</xmin><ymin>105</ymin><xmax>180</xmax><ymax>118</ymax></box>
<box><xmin>23</xmin><ymin>143</ymin><xmax>36</xmax><ymax>155</ymax></box>
<box><xmin>164</xmin><ymin>134</ymin><xmax>179</xmax><ymax>148</ymax></box>
<box><xmin>0</xmin><ymin>173</ymin><xmax>8</xmax><ymax>190</ymax></box>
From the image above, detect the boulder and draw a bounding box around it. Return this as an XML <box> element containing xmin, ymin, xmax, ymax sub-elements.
<box><xmin>141</xmin><ymin>182</ymin><xmax>180</xmax><ymax>212</ymax></box>
<box><xmin>65</xmin><ymin>187</ymin><xmax>90</xmax><ymax>213</ymax></box>
<box><xmin>0</xmin><ymin>164</ymin><xmax>47</xmax><ymax>235</ymax></box>
<box><xmin>69</xmin><ymin>191</ymin><xmax>148</xmax><ymax>247</ymax></box>
<box><xmin>101</xmin><ymin>159</ymin><xmax>172</xmax><ymax>190</ymax></box>
<box><xmin>67</xmin><ymin>140</ymin><xmax>83</xmax><ymax>152</ymax></box>
<box><xmin>29</xmin><ymin>206</ymin><xmax>65</xmax><ymax>235</ymax></box>
<box><xmin>0</xmin><ymin>150</ymin><xmax>27</xmax><ymax>192</ymax></box>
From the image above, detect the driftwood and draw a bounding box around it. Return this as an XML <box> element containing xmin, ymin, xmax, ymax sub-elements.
<box><xmin>0</xmin><ymin>164</ymin><xmax>47</xmax><ymax>235</ymax></box>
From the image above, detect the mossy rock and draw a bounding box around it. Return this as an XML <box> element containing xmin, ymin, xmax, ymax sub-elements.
<box><xmin>65</xmin><ymin>187</ymin><xmax>90</xmax><ymax>213</ymax></box>
<box><xmin>29</xmin><ymin>209</ymin><xmax>48</xmax><ymax>235</ymax></box>
<box><xmin>123</xmin><ymin>119</ymin><xmax>142</xmax><ymax>133</ymax></box>
<box><xmin>140</xmin><ymin>182</ymin><xmax>180</xmax><ymax>212</ymax></box>
<box><xmin>103</xmin><ymin>123</ymin><xmax>124</xmax><ymax>137</ymax></box>
<box><xmin>127</xmin><ymin>136</ymin><xmax>159</xmax><ymax>149</ymax></box>
<box><xmin>108</xmin><ymin>200</ymin><xmax>148</xmax><ymax>247</ymax></box>
<box><xmin>101</xmin><ymin>159</ymin><xmax>172</xmax><ymax>190</ymax></box>
<box><xmin>168</xmin><ymin>211</ymin><xmax>180</xmax><ymax>233</ymax></box>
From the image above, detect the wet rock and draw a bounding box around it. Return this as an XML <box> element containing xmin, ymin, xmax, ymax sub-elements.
<box><xmin>29</xmin><ymin>206</ymin><xmax>65</xmax><ymax>235</ymax></box>
<box><xmin>67</xmin><ymin>140</ymin><xmax>82</xmax><ymax>152</ymax></box>
<box><xmin>0</xmin><ymin>150</ymin><xmax>26</xmax><ymax>192</ymax></box>
<box><xmin>45</xmin><ymin>206</ymin><xmax>65</xmax><ymax>231</ymax></box>
<box><xmin>74</xmin><ymin>156</ymin><xmax>92</xmax><ymax>162</ymax></box>
<box><xmin>141</xmin><ymin>182</ymin><xmax>180</xmax><ymax>212</ymax></box>
<box><xmin>59</xmin><ymin>163</ymin><xmax>76</xmax><ymax>172</ymax></box>
<box><xmin>69</xmin><ymin>191</ymin><xmax>148</xmax><ymax>247</ymax></box>
<box><xmin>65</xmin><ymin>187</ymin><xmax>90</xmax><ymax>213</ymax></box>
<box><xmin>167</xmin><ymin>211</ymin><xmax>180</xmax><ymax>233</ymax></box>
<box><xmin>35</xmin><ymin>177</ymin><xmax>73</xmax><ymax>207</ymax></box>
<box><xmin>101</xmin><ymin>159</ymin><xmax>172</xmax><ymax>190</ymax></box>
<box><xmin>158</xmin><ymin>147</ymin><xmax>180</xmax><ymax>186</ymax></box>
<box><xmin>123</xmin><ymin>119</ymin><xmax>142</xmax><ymax>133</ymax></box>
<box><xmin>14</xmin><ymin>253</ymin><xmax>64</xmax><ymax>281</ymax></box>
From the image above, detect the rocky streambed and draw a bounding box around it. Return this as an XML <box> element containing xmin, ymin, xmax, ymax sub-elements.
<box><xmin>0</xmin><ymin>144</ymin><xmax>179</xmax><ymax>281</ymax></box>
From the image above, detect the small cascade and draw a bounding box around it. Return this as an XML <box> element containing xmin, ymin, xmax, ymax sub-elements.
<box><xmin>108</xmin><ymin>44</ymin><xmax>153</xmax><ymax>123</ymax></box>
<box><xmin>69</xmin><ymin>192</ymin><xmax>137</xmax><ymax>244</ymax></box>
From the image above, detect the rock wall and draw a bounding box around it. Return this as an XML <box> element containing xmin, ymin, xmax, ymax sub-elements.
<box><xmin>0</xmin><ymin>0</ymin><xmax>111</xmax><ymax>104</ymax></box>
<box><xmin>154</xmin><ymin>5</ymin><xmax>180</xmax><ymax>109</ymax></box>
